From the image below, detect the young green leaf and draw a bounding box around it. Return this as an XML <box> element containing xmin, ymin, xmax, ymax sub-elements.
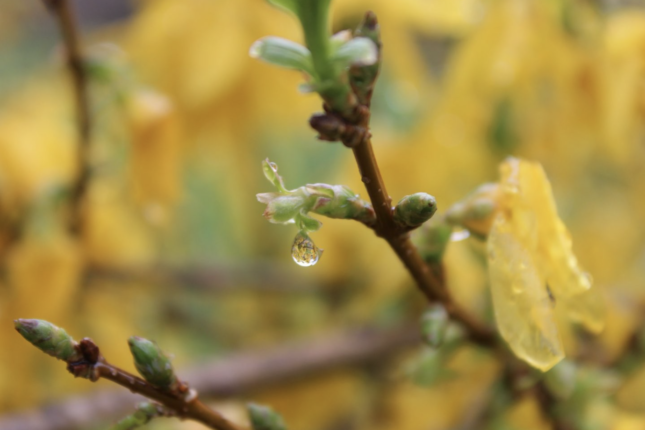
<box><xmin>250</xmin><ymin>37</ymin><xmax>314</xmax><ymax>75</ymax></box>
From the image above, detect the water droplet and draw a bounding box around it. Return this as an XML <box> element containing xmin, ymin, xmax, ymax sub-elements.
<box><xmin>362</xmin><ymin>176</ymin><xmax>371</xmax><ymax>184</ymax></box>
<box><xmin>291</xmin><ymin>231</ymin><xmax>322</xmax><ymax>267</ymax></box>
<box><xmin>450</xmin><ymin>229</ymin><xmax>470</xmax><ymax>242</ymax></box>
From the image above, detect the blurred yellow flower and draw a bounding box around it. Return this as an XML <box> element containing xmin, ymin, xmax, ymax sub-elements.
<box><xmin>487</xmin><ymin>157</ymin><xmax>604</xmax><ymax>371</ymax></box>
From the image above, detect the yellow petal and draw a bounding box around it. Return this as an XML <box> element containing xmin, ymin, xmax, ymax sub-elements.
<box><xmin>126</xmin><ymin>88</ymin><xmax>182</xmax><ymax>219</ymax></box>
<box><xmin>564</xmin><ymin>286</ymin><xmax>606</xmax><ymax>334</ymax></box>
<box><xmin>500</xmin><ymin>158</ymin><xmax>591</xmax><ymax>298</ymax></box>
<box><xmin>488</xmin><ymin>213</ymin><xmax>564</xmax><ymax>371</ymax></box>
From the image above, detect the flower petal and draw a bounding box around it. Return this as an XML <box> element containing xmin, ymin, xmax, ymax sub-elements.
<box><xmin>488</xmin><ymin>213</ymin><xmax>564</xmax><ymax>371</ymax></box>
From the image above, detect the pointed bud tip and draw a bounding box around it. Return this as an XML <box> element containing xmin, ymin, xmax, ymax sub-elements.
<box><xmin>363</xmin><ymin>11</ymin><xmax>378</xmax><ymax>29</ymax></box>
<box><xmin>249</xmin><ymin>40</ymin><xmax>264</xmax><ymax>59</ymax></box>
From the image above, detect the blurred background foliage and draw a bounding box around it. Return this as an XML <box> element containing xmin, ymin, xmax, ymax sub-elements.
<box><xmin>1</xmin><ymin>0</ymin><xmax>645</xmax><ymax>429</ymax></box>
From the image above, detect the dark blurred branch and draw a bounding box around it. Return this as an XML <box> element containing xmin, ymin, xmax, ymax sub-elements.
<box><xmin>0</xmin><ymin>323</ymin><xmax>420</xmax><ymax>430</ymax></box>
<box><xmin>43</xmin><ymin>0</ymin><xmax>92</xmax><ymax>234</ymax></box>
<box><xmin>86</xmin><ymin>263</ymin><xmax>328</xmax><ymax>294</ymax></box>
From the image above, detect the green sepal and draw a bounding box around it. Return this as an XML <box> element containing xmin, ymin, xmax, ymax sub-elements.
<box><xmin>128</xmin><ymin>336</ymin><xmax>177</xmax><ymax>390</ymax></box>
<box><xmin>296</xmin><ymin>213</ymin><xmax>322</xmax><ymax>232</ymax></box>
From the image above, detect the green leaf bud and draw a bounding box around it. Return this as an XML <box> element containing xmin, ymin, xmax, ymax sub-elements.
<box><xmin>247</xmin><ymin>403</ymin><xmax>288</xmax><ymax>430</ymax></box>
<box><xmin>110</xmin><ymin>402</ymin><xmax>164</xmax><ymax>430</ymax></box>
<box><xmin>394</xmin><ymin>193</ymin><xmax>437</xmax><ymax>228</ymax></box>
<box><xmin>128</xmin><ymin>336</ymin><xmax>177</xmax><ymax>390</ymax></box>
<box><xmin>250</xmin><ymin>37</ymin><xmax>314</xmax><ymax>76</ymax></box>
<box><xmin>309</xmin><ymin>184</ymin><xmax>376</xmax><ymax>223</ymax></box>
<box><xmin>332</xmin><ymin>37</ymin><xmax>378</xmax><ymax>68</ymax></box>
<box><xmin>412</xmin><ymin>217</ymin><xmax>453</xmax><ymax>263</ymax></box>
<box><xmin>350</xmin><ymin>11</ymin><xmax>382</xmax><ymax>105</ymax></box>
<box><xmin>420</xmin><ymin>305</ymin><xmax>449</xmax><ymax>348</ymax></box>
<box><xmin>444</xmin><ymin>183</ymin><xmax>500</xmax><ymax>237</ymax></box>
<box><xmin>544</xmin><ymin>360</ymin><xmax>577</xmax><ymax>400</ymax></box>
<box><xmin>14</xmin><ymin>319</ymin><xmax>80</xmax><ymax>362</ymax></box>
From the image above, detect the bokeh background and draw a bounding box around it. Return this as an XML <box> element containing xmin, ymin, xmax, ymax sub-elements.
<box><xmin>1</xmin><ymin>0</ymin><xmax>645</xmax><ymax>429</ymax></box>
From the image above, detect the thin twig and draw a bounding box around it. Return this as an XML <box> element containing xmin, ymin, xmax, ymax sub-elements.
<box><xmin>311</xmin><ymin>15</ymin><xmax>495</xmax><ymax>347</ymax></box>
<box><xmin>66</xmin><ymin>338</ymin><xmax>244</xmax><ymax>430</ymax></box>
<box><xmin>43</xmin><ymin>0</ymin><xmax>92</xmax><ymax>234</ymax></box>
<box><xmin>0</xmin><ymin>323</ymin><xmax>420</xmax><ymax>430</ymax></box>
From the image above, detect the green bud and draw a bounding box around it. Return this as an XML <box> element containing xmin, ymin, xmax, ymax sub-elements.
<box><xmin>332</xmin><ymin>38</ymin><xmax>378</xmax><ymax>68</ymax></box>
<box><xmin>444</xmin><ymin>183</ymin><xmax>499</xmax><ymax>236</ymax></box>
<box><xmin>394</xmin><ymin>193</ymin><xmax>437</xmax><ymax>228</ymax></box>
<box><xmin>412</xmin><ymin>217</ymin><xmax>453</xmax><ymax>263</ymax></box>
<box><xmin>110</xmin><ymin>402</ymin><xmax>163</xmax><ymax>430</ymax></box>
<box><xmin>247</xmin><ymin>403</ymin><xmax>288</xmax><ymax>430</ymax></box>
<box><xmin>350</xmin><ymin>12</ymin><xmax>381</xmax><ymax>105</ymax></box>
<box><xmin>420</xmin><ymin>305</ymin><xmax>449</xmax><ymax>348</ymax></box>
<box><xmin>544</xmin><ymin>360</ymin><xmax>577</xmax><ymax>400</ymax></box>
<box><xmin>250</xmin><ymin>37</ymin><xmax>314</xmax><ymax>75</ymax></box>
<box><xmin>406</xmin><ymin>347</ymin><xmax>458</xmax><ymax>388</ymax></box>
<box><xmin>14</xmin><ymin>319</ymin><xmax>80</xmax><ymax>361</ymax></box>
<box><xmin>128</xmin><ymin>336</ymin><xmax>177</xmax><ymax>390</ymax></box>
<box><xmin>309</xmin><ymin>184</ymin><xmax>375</xmax><ymax>223</ymax></box>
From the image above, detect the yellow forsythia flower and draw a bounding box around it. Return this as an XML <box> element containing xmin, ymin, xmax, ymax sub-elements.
<box><xmin>126</xmin><ymin>88</ymin><xmax>182</xmax><ymax>223</ymax></box>
<box><xmin>487</xmin><ymin>157</ymin><xmax>604</xmax><ymax>371</ymax></box>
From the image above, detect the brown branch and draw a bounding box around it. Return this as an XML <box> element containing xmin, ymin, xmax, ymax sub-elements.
<box><xmin>0</xmin><ymin>323</ymin><xmax>420</xmax><ymax>430</ymax></box>
<box><xmin>310</xmin><ymin>14</ymin><xmax>495</xmax><ymax>348</ymax></box>
<box><xmin>95</xmin><ymin>363</ymin><xmax>242</xmax><ymax>430</ymax></box>
<box><xmin>64</xmin><ymin>338</ymin><xmax>244</xmax><ymax>430</ymax></box>
<box><xmin>43</xmin><ymin>0</ymin><xmax>92</xmax><ymax>235</ymax></box>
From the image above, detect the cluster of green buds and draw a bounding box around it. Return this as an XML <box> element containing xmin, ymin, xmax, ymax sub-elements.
<box><xmin>247</xmin><ymin>403</ymin><xmax>288</xmax><ymax>430</ymax></box>
<box><xmin>128</xmin><ymin>336</ymin><xmax>178</xmax><ymax>390</ymax></box>
<box><xmin>249</xmin><ymin>0</ymin><xmax>379</xmax><ymax>115</ymax></box>
<box><xmin>257</xmin><ymin>159</ymin><xmax>375</xmax><ymax>266</ymax></box>
<box><xmin>14</xmin><ymin>319</ymin><xmax>82</xmax><ymax>362</ymax></box>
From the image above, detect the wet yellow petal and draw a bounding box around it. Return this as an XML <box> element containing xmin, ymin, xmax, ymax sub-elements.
<box><xmin>487</xmin><ymin>213</ymin><xmax>564</xmax><ymax>371</ymax></box>
<box><xmin>500</xmin><ymin>158</ymin><xmax>591</xmax><ymax>298</ymax></box>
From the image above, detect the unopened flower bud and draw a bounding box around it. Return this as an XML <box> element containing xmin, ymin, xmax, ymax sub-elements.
<box><xmin>394</xmin><ymin>193</ymin><xmax>437</xmax><ymax>228</ymax></box>
<box><xmin>421</xmin><ymin>305</ymin><xmax>449</xmax><ymax>347</ymax></box>
<box><xmin>247</xmin><ymin>403</ymin><xmax>287</xmax><ymax>430</ymax></box>
<box><xmin>445</xmin><ymin>183</ymin><xmax>500</xmax><ymax>236</ymax></box>
<box><xmin>128</xmin><ymin>336</ymin><xmax>177</xmax><ymax>390</ymax></box>
<box><xmin>14</xmin><ymin>319</ymin><xmax>80</xmax><ymax>361</ymax></box>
